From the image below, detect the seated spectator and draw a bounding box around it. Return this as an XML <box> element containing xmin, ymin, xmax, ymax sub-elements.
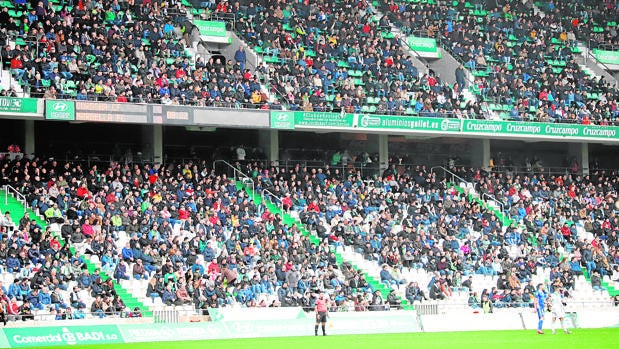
<box><xmin>468</xmin><ymin>292</ymin><xmax>481</xmax><ymax>309</ymax></box>
<box><xmin>114</xmin><ymin>260</ymin><xmax>130</xmax><ymax>283</ymax></box>
<box><xmin>69</xmin><ymin>286</ymin><xmax>86</xmax><ymax>309</ymax></box>
<box><xmin>132</xmin><ymin>259</ymin><xmax>149</xmax><ymax>280</ymax></box>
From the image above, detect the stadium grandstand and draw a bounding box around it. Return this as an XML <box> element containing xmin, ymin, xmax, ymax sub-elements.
<box><xmin>0</xmin><ymin>0</ymin><xmax>617</xmax><ymax>341</ymax></box>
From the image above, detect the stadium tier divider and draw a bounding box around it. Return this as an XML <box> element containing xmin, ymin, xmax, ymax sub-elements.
<box><xmin>234</xmin><ymin>181</ymin><xmax>414</xmax><ymax>310</ymax></box>
<box><xmin>0</xmin><ymin>189</ymin><xmax>152</xmax><ymax>317</ymax></box>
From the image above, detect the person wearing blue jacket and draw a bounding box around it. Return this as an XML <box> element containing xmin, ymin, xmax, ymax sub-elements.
<box><xmin>203</xmin><ymin>242</ymin><xmax>215</xmax><ymax>262</ymax></box>
<box><xmin>6</xmin><ymin>254</ymin><xmax>20</xmax><ymax>273</ymax></box>
<box><xmin>78</xmin><ymin>270</ymin><xmax>92</xmax><ymax>289</ymax></box>
<box><xmin>114</xmin><ymin>261</ymin><xmax>130</xmax><ymax>283</ymax></box>
<box><xmin>121</xmin><ymin>242</ymin><xmax>134</xmax><ymax>262</ymax></box>
<box><xmin>27</xmin><ymin>289</ymin><xmax>44</xmax><ymax>310</ymax></box>
<box><xmin>8</xmin><ymin>279</ymin><xmax>21</xmax><ymax>300</ymax></box>
<box><xmin>38</xmin><ymin>287</ymin><xmax>52</xmax><ymax>308</ymax></box>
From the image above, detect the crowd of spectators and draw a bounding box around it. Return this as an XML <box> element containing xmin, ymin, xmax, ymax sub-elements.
<box><xmin>0</xmin><ymin>156</ymin><xmax>407</xmax><ymax>318</ymax></box>
<box><xmin>381</xmin><ymin>0</ymin><xmax>619</xmax><ymax>124</ymax></box>
<box><xmin>548</xmin><ymin>0</ymin><xmax>619</xmax><ymax>50</ymax></box>
<box><xmin>0</xmin><ymin>0</ymin><xmax>272</xmax><ymax>108</ymax></box>
<box><xmin>0</xmin><ymin>149</ymin><xmax>619</xmax><ymax>321</ymax></box>
<box><xmin>237</xmin><ymin>159</ymin><xmax>619</xmax><ymax>309</ymax></box>
<box><xmin>2</xmin><ymin>0</ymin><xmax>619</xmax><ymax>123</ymax></box>
<box><xmin>230</xmin><ymin>0</ymin><xmax>481</xmax><ymax>117</ymax></box>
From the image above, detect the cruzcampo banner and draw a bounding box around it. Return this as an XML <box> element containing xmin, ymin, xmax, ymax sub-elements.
<box><xmin>45</xmin><ymin>100</ymin><xmax>75</xmax><ymax>120</ymax></box>
<box><xmin>194</xmin><ymin>20</ymin><xmax>227</xmax><ymax>37</ymax></box>
<box><xmin>0</xmin><ymin>97</ymin><xmax>39</xmax><ymax>115</ymax></box>
<box><xmin>594</xmin><ymin>49</ymin><xmax>619</xmax><ymax>65</ymax></box>
<box><xmin>407</xmin><ymin>36</ymin><xmax>438</xmax><ymax>53</ymax></box>
<box><xmin>462</xmin><ymin>119</ymin><xmax>619</xmax><ymax>139</ymax></box>
<box><xmin>4</xmin><ymin>325</ymin><xmax>124</xmax><ymax>347</ymax></box>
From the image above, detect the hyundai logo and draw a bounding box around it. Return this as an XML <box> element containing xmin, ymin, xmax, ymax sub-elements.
<box><xmin>52</xmin><ymin>102</ymin><xmax>69</xmax><ymax>112</ymax></box>
<box><xmin>276</xmin><ymin>113</ymin><xmax>290</xmax><ymax>121</ymax></box>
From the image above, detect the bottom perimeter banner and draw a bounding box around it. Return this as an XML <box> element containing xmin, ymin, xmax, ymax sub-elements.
<box><xmin>0</xmin><ymin>311</ymin><xmax>421</xmax><ymax>347</ymax></box>
<box><xmin>3</xmin><ymin>325</ymin><xmax>124</xmax><ymax>347</ymax></box>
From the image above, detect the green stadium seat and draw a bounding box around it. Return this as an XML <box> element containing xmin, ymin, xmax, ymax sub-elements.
<box><xmin>264</xmin><ymin>56</ymin><xmax>281</xmax><ymax>64</ymax></box>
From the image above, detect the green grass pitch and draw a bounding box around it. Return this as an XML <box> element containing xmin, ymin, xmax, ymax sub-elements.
<box><xmin>30</xmin><ymin>328</ymin><xmax>619</xmax><ymax>349</ymax></box>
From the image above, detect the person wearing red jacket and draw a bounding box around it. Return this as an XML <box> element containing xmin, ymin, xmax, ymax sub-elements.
<box><xmin>10</xmin><ymin>55</ymin><xmax>25</xmax><ymax>83</ymax></box>
<box><xmin>76</xmin><ymin>183</ymin><xmax>90</xmax><ymax>199</ymax></box>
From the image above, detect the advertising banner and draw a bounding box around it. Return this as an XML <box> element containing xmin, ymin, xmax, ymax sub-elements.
<box><xmin>0</xmin><ymin>311</ymin><xmax>421</xmax><ymax>347</ymax></box>
<box><xmin>45</xmin><ymin>100</ymin><xmax>75</xmax><ymax>121</ymax></box>
<box><xmin>3</xmin><ymin>325</ymin><xmax>123</xmax><ymax>347</ymax></box>
<box><xmin>407</xmin><ymin>37</ymin><xmax>438</xmax><ymax>53</ymax></box>
<box><xmin>271</xmin><ymin>111</ymin><xmax>619</xmax><ymax>141</ymax></box>
<box><xmin>594</xmin><ymin>49</ymin><xmax>619</xmax><ymax>65</ymax></box>
<box><xmin>0</xmin><ymin>97</ymin><xmax>40</xmax><ymax>116</ymax></box>
<box><xmin>270</xmin><ymin>111</ymin><xmax>295</xmax><ymax>129</ymax></box>
<box><xmin>462</xmin><ymin>119</ymin><xmax>619</xmax><ymax>139</ymax></box>
<box><xmin>272</xmin><ymin>112</ymin><xmax>461</xmax><ymax>133</ymax></box>
<box><xmin>194</xmin><ymin>20</ymin><xmax>227</xmax><ymax>37</ymax></box>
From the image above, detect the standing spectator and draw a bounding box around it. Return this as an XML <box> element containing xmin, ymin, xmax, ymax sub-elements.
<box><xmin>234</xmin><ymin>46</ymin><xmax>247</xmax><ymax>72</ymax></box>
<box><xmin>455</xmin><ymin>64</ymin><xmax>467</xmax><ymax>91</ymax></box>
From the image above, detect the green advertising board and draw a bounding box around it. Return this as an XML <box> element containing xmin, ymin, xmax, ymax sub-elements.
<box><xmin>594</xmin><ymin>49</ymin><xmax>619</xmax><ymax>65</ymax></box>
<box><xmin>407</xmin><ymin>36</ymin><xmax>438</xmax><ymax>53</ymax></box>
<box><xmin>194</xmin><ymin>20</ymin><xmax>227</xmax><ymax>37</ymax></box>
<box><xmin>270</xmin><ymin>111</ymin><xmax>619</xmax><ymax>141</ymax></box>
<box><xmin>45</xmin><ymin>100</ymin><xmax>75</xmax><ymax>121</ymax></box>
<box><xmin>272</xmin><ymin>112</ymin><xmax>461</xmax><ymax>133</ymax></box>
<box><xmin>270</xmin><ymin>111</ymin><xmax>295</xmax><ymax>129</ymax></box>
<box><xmin>0</xmin><ymin>97</ymin><xmax>39</xmax><ymax>115</ymax></box>
<box><xmin>0</xmin><ymin>311</ymin><xmax>421</xmax><ymax>347</ymax></box>
<box><xmin>462</xmin><ymin>119</ymin><xmax>619</xmax><ymax>139</ymax></box>
<box><xmin>3</xmin><ymin>325</ymin><xmax>123</xmax><ymax>347</ymax></box>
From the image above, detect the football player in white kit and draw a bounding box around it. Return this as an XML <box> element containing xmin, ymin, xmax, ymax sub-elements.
<box><xmin>549</xmin><ymin>287</ymin><xmax>572</xmax><ymax>334</ymax></box>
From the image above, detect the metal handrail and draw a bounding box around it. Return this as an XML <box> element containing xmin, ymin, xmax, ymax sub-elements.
<box><xmin>430</xmin><ymin>166</ymin><xmax>510</xmax><ymax>220</ymax></box>
<box><xmin>260</xmin><ymin>188</ymin><xmax>283</xmax><ymax>212</ymax></box>
<box><xmin>481</xmin><ymin>192</ymin><xmax>505</xmax><ymax>217</ymax></box>
<box><xmin>212</xmin><ymin>159</ymin><xmax>257</xmax><ymax>195</ymax></box>
<box><xmin>4</xmin><ymin>184</ymin><xmax>27</xmax><ymax>212</ymax></box>
<box><xmin>430</xmin><ymin>166</ymin><xmax>471</xmax><ymax>188</ymax></box>
<box><xmin>212</xmin><ymin>160</ymin><xmax>251</xmax><ymax>181</ymax></box>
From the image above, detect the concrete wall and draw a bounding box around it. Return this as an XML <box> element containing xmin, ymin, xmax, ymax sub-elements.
<box><xmin>428</xmin><ymin>49</ymin><xmax>461</xmax><ymax>85</ymax></box>
<box><xmin>420</xmin><ymin>309</ymin><xmax>619</xmax><ymax>332</ymax></box>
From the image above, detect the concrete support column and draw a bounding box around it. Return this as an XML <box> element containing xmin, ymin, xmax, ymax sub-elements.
<box><xmin>142</xmin><ymin>125</ymin><xmax>163</xmax><ymax>164</ymax></box>
<box><xmin>471</xmin><ymin>138</ymin><xmax>490</xmax><ymax>171</ymax></box>
<box><xmin>259</xmin><ymin>130</ymin><xmax>279</xmax><ymax>165</ymax></box>
<box><xmin>568</xmin><ymin>143</ymin><xmax>589</xmax><ymax>175</ymax></box>
<box><xmin>378</xmin><ymin>134</ymin><xmax>389</xmax><ymax>171</ymax></box>
<box><xmin>153</xmin><ymin>125</ymin><xmax>163</xmax><ymax>164</ymax></box>
<box><xmin>24</xmin><ymin>120</ymin><xmax>35</xmax><ymax>157</ymax></box>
